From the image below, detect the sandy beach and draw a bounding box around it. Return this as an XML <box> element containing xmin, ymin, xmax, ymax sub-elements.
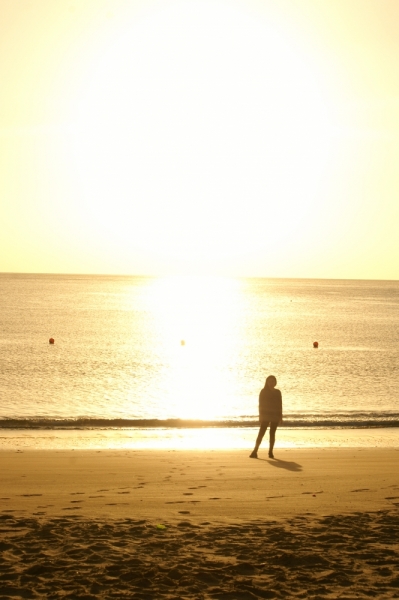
<box><xmin>1</xmin><ymin>447</ymin><xmax>399</xmax><ymax>598</ymax></box>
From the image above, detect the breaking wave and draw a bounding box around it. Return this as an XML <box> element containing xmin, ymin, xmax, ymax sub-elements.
<box><xmin>1</xmin><ymin>412</ymin><xmax>398</xmax><ymax>429</ymax></box>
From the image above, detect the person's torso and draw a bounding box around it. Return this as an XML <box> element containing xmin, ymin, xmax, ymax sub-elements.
<box><xmin>259</xmin><ymin>387</ymin><xmax>282</xmax><ymax>416</ymax></box>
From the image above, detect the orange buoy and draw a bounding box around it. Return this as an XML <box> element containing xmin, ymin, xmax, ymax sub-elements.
<box><xmin>313</xmin><ymin>341</ymin><xmax>318</xmax><ymax>348</ymax></box>
<box><xmin>49</xmin><ymin>338</ymin><xmax>55</xmax><ymax>344</ymax></box>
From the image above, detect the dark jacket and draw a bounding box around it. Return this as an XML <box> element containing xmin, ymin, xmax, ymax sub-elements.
<box><xmin>259</xmin><ymin>387</ymin><xmax>282</xmax><ymax>423</ymax></box>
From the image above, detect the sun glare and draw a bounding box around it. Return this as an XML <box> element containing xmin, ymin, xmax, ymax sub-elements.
<box><xmin>61</xmin><ymin>0</ymin><xmax>336</xmax><ymax>275</ymax></box>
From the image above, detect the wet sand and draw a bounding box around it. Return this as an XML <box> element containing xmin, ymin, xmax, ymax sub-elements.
<box><xmin>1</xmin><ymin>448</ymin><xmax>399</xmax><ymax>598</ymax></box>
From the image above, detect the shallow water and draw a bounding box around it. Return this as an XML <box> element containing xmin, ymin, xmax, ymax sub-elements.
<box><xmin>0</xmin><ymin>427</ymin><xmax>397</xmax><ymax>451</ymax></box>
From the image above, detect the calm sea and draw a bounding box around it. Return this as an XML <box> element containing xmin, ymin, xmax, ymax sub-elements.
<box><xmin>1</xmin><ymin>274</ymin><xmax>398</xmax><ymax>431</ymax></box>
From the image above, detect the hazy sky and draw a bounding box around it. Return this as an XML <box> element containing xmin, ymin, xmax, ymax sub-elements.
<box><xmin>1</xmin><ymin>0</ymin><xmax>398</xmax><ymax>278</ymax></box>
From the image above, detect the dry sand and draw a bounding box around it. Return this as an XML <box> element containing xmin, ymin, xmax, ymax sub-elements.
<box><xmin>1</xmin><ymin>447</ymin><xmax>398</xmax><ymax>598</ymax></box>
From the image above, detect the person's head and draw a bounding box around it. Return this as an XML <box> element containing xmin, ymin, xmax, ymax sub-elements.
<box><xmin>265</xmin><ymin>375</ymin><xmax>277</xmax><ymax>389</ymax></box>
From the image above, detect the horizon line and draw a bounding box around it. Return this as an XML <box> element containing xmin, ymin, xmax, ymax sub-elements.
<box><xmin>0</xmin><ymin>271</ymin><xmax>398</xmax><ymax>283</ymax></box>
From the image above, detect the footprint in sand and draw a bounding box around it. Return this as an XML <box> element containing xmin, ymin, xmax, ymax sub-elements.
<box><xmin>70</xmin><ymin>492</ymin><xmax>85</xmax><ymax>495</ymax></box>
<box><xmin>62</xmin><ymin>507</ymin><xmax>82</xmax><ymax>510</ymax></box>
<box><xmin>183</xmin><ymin>493</ymin><xmax>193</xmax><ymax>496</ymax></box>
<box><xmin>178</xmin><ymin>511</ymin><xmax>190</xmax><ymax>514</ymax></box>
<box><xmin>209</xmin><ymin>497</ymin><xmax>221</xmax><ymax>500</ymax></box>
<box><xmin>70</xmin><ymin>500</ymin><xmax>83</xmax><ymax>504</ymax></box>
<box><xmin>350</xmin><ymin>489</ymin><xmax>369</xmax><ymax>492</ymax></box>
<box><xmin>20</xmin><ymin>494</ymin><xmax>42</xmax><ymax>497</ymax></box>
<box><xmin>117</xmin><ymin>492</ymin><xmax>130</xmax><ymax>495</ymax></box>
<box><xmin>88</xmin><ymin>495</ymin><xmax>104</xmax><ymax>498</ymax></box>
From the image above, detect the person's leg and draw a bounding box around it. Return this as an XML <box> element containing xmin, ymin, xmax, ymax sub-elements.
<box><xmin>268</xmin><ymin>422</ymin><xmax>278</xmax><ymax>458</ymax></box>
<box><xmin>250</xmin><ymin>422</ymin><xmax>268</xmax><ymax>457</ymax></box>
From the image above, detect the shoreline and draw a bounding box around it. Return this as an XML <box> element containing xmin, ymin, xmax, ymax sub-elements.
<box><xmin>0</xmin><ymin>425</ymin><xmax>398</xmax><ymax>451</ymax></box>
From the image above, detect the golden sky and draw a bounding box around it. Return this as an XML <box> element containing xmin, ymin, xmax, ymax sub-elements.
<box><xmin>1</xmin><ymin>0</ymin><xmax>398</xmax><ymax>279</ymax></box>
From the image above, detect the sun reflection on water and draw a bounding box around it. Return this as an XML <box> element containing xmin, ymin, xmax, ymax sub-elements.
<box><xmin>145</xmin><ymin>276</ymin><xmax>244</xmax><ymax>420</ymax></box>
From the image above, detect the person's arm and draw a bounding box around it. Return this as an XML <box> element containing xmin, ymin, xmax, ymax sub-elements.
<box><xmin>258</xmin><ymin>389</ymin><xmax>265</xmax><ymax>420</ymax></box>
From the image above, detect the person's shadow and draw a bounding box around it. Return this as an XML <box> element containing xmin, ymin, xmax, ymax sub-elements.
<box><xmin>257</xmin><ymin>458</ymin><xmax>302</xmax><ymax>472</ymax></box>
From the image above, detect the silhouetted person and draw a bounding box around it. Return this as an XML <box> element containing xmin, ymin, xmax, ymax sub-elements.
<box><xmin>250</xmin><ymin>375</ymin><xmax>283</xmax><ymax>459</ymax></box>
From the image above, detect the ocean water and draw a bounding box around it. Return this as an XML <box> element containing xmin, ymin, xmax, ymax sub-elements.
<box><xmin>0</xmin><ymin>274</ymin><xmax>398</xmax><ymax>431</ymax></box>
